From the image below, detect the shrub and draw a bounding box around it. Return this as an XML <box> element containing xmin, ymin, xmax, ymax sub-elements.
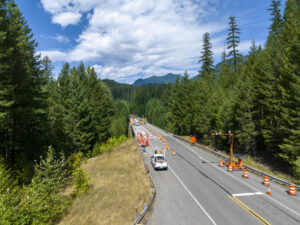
<box><xmin>20</xmin><ymin>146</ymin><xmax>71</xmax><ymax>224</ymax></box>
<box><xmin>73</xmin><ymin>168</ymin><xmax>90</xmax><ymax>196</ymax></box>
<box><xmin>92</xmin><ymin>135</ymin><xmax>128</xmax><ymax>156</ymax></box>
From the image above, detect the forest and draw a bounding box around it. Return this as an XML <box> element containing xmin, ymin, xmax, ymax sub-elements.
<box><xmin>118</xmin><ymin>0</ymin><xmax>300</xmax><ymax>180</ymax></box>
<box><xmin>0</xmin><ymin>0</ymin><xmax>299</xmax><ymax>224</ymax></box>
<box><xmin>0</xmin><ymin>1</ymin><xmax>129</xmax><ymax>223</ymax></box>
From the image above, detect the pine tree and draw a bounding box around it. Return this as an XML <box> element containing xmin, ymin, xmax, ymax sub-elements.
<box><xmin>199</xmin><ymin>32</ymin><xmax>214</xmax><ymax>78</ymax></box>
<box><xmin>259</xmin><ymin>0</ymin><xmax>284</xmax><ymax>155</ymax></box>
<box><xmin>233</xmin><ymin>42</ymin><xmax>263</xmax><ymax>153</ymax></box>
<box><xmin>276</xmin><ymin>0</ymin><xmax>300</xmax><ymax>178</ymax></box>
<box><xmin>226</xmin><ymin>16</ymin><xmax>242</xmax><ymax>72</ymax></box>
<box><xmin>0</xmin><ymin>1</ymin><xmax>48</xmax><ymax>173</ymax></box>
<box><xmin>266</xmin><ymin>0</ymin><xmax>283</xmax><ymax>46</ymax></box>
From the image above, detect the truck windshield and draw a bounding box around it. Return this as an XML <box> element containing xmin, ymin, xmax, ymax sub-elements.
<box><xmin>155</xmin><ymin>156</ymin><xmax>165</xmax><ymax>160</ymax></box>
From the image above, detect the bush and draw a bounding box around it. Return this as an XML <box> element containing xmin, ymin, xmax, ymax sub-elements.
<box><xmin>73</xmin><ymin>168</ymin><xmax>90</xmax><ymax>196</ymax></box>
<box><xmin>92</xmin><ymin>135</ymin><xmax>128</xmax><ymax>156</ymax></box>
<box><xmin>0</xmin><ymin>147</ymin><xmax>71</xmax><ymax>225</ymax></box>
<box><xmin>20</xmin><ymin>146</ymin><xmax>70</xmax><ymax>224</ymax></box>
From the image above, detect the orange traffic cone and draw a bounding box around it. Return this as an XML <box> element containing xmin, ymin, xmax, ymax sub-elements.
<box><xmin>243</xmin><ymin>169</ymin><xmax>249</xmax><ymax>178</ymax></box>
<box><xmin>172</xmin><ymin>150</ymin><xmax>176</xmax><ymax>156</ymax></box>
<box><xmin>267</xmin><ymin>187</ymin><xmax>271</xmax><ymax>195</ymax></box>
<box><xmin>288</xmin><ymin>184</ymin><xmax>296</xmax><ymax>196</ymax></box>
<box><xmin>263</xmin><ymin>176</ymin><xmax>270</xmax><ymax>186</ymax></box>
<box><xmin>228</xmin><ymin>165</ymin><xmax>232</xmax><ymax>172</ymax></box>
<box><xmin>219</xmin><ymin>160</ymin><xmax>223</xmax><ymax>167</ymax></box>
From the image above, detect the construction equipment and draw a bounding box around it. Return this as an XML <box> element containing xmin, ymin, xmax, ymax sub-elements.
<box><xmin>211</xmin><ymin>131</ymin><xmax>244</xmax><ymax>170</ymax></box>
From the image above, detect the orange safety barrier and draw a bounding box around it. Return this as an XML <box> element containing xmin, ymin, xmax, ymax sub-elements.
<box><xmin>228</xmin><ymin>165</ymin><xmax>232</xmax><ymax>172</ymax></box>
<box><xmin>263</xmin><ymin>176</ymin><xmax>270</xmax><ymax>186</ymax></box>
<box><xmin>172</xmin><ymin>150</ymin><xmax>176</xmax><ymax>156</ymax></box>
<box><xmin>219</xmin><ymin>160</ymin><xmax>223</xmax><ymax>167</ymax></box>
<box><xmin>289</xmin><ymin>184</ymin><xmax>296</xmax><ymax>196</ymax></box>
<box><xmin>267</xmin><ymin>187</ymin><xmax>271</xmax><ymax>195</ymax></box>
<box><xmin>243</xmin><ymin>169</ymin><xmax>249</xmax><ymax>178</ymax></box>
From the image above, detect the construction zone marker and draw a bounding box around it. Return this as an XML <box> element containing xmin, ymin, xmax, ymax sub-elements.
<box><xmin>267</xmin><ymin>188</ymin><xmax>271</xmax><ymax>195</ymax></box>
<box><xmin>288</xmin><ymin>184</ymin><xmax>296</xmax><ymax>196</ymax></box>
<box><xmin>228</xmin><ymin>165</ymin><xmax>232</xmax><ymax>172</ymax></box>
<box><xmin>219</xmin><ymin>160</ymin><xmax>223</xmax><ymax>167</ymax></box>
<box><xmin>172</xmin><ymin>150</ymin><xmax>176</xmax><ymax>156</ymax></box>
<box><xmin>243</xmin><ymin>169</ymin><xmax>249</xmax><ymax>178</ymax></box>
<box><xmin>263</xmin><ymin>176</ymin><xmax>270</xmax><ymax>186</ymax></box>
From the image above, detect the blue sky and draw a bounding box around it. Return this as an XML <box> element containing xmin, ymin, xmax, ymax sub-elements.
<box><xmin>16</xmin><ymin>0</ymin><xmax>286</xmax><ymax>83</ymax></box>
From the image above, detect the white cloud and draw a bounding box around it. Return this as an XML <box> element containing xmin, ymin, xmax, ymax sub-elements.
<box><xmin>37</xmin><ymin>50</ymin><xmax>67</xmax><ymax>61</ymax></box>
<box><xmin>52</xmin><ymin>12</ymin><xmax>82</xmax><ymax>27</ymax></box>
<box><xmin>40</xmin><ymin>0</ymin><xmax>257</xmax><ymax>83</ymax></box>
<box><xmin>54</xmin><ymin>34</ymin><xmax>70</xmax><ymax>43</ymax></box>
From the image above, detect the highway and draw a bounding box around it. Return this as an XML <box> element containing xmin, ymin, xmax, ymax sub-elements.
<box><xmin>132</xmin><ymin>123</ymin><xmax>300</xmax><ymax>225</ymax></box>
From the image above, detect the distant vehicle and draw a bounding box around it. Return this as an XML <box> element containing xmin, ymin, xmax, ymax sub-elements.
<box><xmin>151</xmin><ymin>154</ymin><xmax>168</xmax><ymax>170</ymax></box>
<box><xmin>134</xmin><ymin>122</ymin><xmax>140</xmax><ymax>126</ymax></box>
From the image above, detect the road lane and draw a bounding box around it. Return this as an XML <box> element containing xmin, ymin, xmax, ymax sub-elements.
<box><xmin>133</xmin><ymin>123</ymin><xmax>300</xmax><ymax>225</ymax></box>
<box><xmin>133</xmin><ymin>126</ymin><xmax>217</xmax><ymax>225</ymax></box>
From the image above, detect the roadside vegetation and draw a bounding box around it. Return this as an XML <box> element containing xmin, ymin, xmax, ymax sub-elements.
<box><xmin>181</xmin><ymin>136</ymin><xmax>299</xmax><ymax>185</ymax></box>
<box><xmin>0</xmin><ymin>1</ymin><xmax>130</xmax><ymax>224</ymax></box>
<box><xmin>58</xmin><ymin>138</ymin><xmax>152</xmax><ymax>225</ymax></box>
<box><xmin>140</xmin><ymin>1</ymin><xmax>299</xmax><ymax>180</ymax></box>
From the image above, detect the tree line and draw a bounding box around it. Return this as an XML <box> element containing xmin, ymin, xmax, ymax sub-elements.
<box><xmin>0</xmin><ymin>0</ymin><xmax>129</xmax><ymax>182</ymax></box>
<box><xmin>0</xmin><ymin>1</ymin><xmax>130</xmax><ymax>223</ymax></box>
<box><xmin>144</xmin><ymin>0</ymin><xmax>300</xmax><ymax>179</ymax></box>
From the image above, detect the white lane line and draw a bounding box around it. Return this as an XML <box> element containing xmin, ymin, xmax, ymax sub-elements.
<box><xmin>168</xmin><ymin>165</ymin><xmax>218</xmax><ymax>225</ymax></box>
<box><xmin>144</xmin><ymin>124</ymin><xmax>300</xmax><ymax>217</ymax></box>
<box><xmin>232</xmin><ymin>192</ymin><xmax>263</xmax><ymax>197</ymax></box>
<box><xmin>169</xmin><ymin>135</ymin><xmax>300</xmax><ymax>218</ymax></box>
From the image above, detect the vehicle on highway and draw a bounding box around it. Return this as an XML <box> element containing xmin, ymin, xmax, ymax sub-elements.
<box><xmin>151</xmin><ymin>154</ymin><xmax>168</xmax><ymax>170</ymax></box>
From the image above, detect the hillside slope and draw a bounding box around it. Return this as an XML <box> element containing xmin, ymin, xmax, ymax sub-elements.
<box><xmin>58</xmin><ymin>139</ymin><xmax>151</xmax><ymax>225</ymax></box>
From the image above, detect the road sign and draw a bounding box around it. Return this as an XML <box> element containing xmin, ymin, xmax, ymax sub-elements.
<box><xmin>190</xmin><ymin>136</ymin><xmax>197</xmax><ymax>143</ymax></box>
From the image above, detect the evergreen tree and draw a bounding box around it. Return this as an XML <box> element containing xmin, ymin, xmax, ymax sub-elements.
<box><xmin>199</xmin><ymin>32</ymin><xmax>214</xmax><ymax>78</ymax></box>
<box><xmin>0</xmin><ymin>1</ymin><xmax>48</xmax><ymax>175</ymax></box>
<box><xmin>277</xmin><ymin>0</ymin><xmax>300</xmax><ymax>178</ymax></box>
<box><xmin>233</xmin><ymin>42</ymin><xmax>262</xmax><ymax>153</ymax></box>
<box><xmin>226</xmin><ymin>16</ymin><xmax>242</xmax><ymax>72</ymax></box>
<box><xmin>266</xmin><ymin>0</ymin><xmax>283</xmax><ymax>46</ymax></box>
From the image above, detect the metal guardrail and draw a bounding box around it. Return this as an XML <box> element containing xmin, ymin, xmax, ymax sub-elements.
<box><xmin>133</xmin><ymin>188</ymin><xmax>156</xmax><ymax>225</ymax></box>
<box><xmin>173</xmin><ymin>134</ymin><xmax>300</xmax><ymax>191</ymax></box>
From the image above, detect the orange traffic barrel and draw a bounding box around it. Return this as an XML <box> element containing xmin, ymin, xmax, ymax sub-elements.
<box><xmin>228</xmin><ymin>165</ymin><xmax>232</xmax><ymax>172</ymax></box>
<box><xmin>243</xmin><ymin>169</ymin><xmax>249</xmax><ymax>178</ymax></box>
<box><xmin>172</xmin><ymin>150</ymin><xmax>176</xmax><ymax>156</ymax></box>
<box><xmin>289</xmin><ymin>184</ymin><xmax>296</xmax><ymax>196</ymax></box>
<box><xmin>263</xmin><ymin>176</ymin><xmax>270</xmax><ymax>186</ymax></box>
<box><xmin>267</xmin><ymin>187</ymin><xmax>271</xmax><ymax>195</ymax></box>
<box><xmin>219</xmin><ymin>160</ymin><xmax>223</xmax><ymax>167</ymax></box>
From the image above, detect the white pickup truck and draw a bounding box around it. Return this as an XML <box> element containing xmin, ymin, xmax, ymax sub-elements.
<box><xmin>151</xmin><ymin>154</ymin><xmax>168</xmax><ymax>170</ymax></box>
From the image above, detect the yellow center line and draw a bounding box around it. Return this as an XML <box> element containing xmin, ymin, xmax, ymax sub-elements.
<box><xmin>228</xmin><ymin>195</ymin><xmax>271</xmax><ymax>225</ymax></box>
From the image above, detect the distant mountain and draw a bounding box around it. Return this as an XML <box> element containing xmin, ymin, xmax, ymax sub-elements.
<box><xmin>132</xmin><ymin>73</ymin><xmax>181</xmax><ymax>86</ymax></box>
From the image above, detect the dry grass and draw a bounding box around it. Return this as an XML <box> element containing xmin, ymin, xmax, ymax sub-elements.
<box><xmin>58</xmin><ymin>138</ymin><xmax>152</xmax><ymax>225</ymax></box>
<box><xmin>180</xmin><ymin>135</ymin><xmax>299</xmax><ymax>185</ymax></box>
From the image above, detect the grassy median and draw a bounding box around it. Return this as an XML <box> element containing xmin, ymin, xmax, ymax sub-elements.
<box><xmin>58</xmin><ymin>138</ymin><xmax>152</xmax><ymax>225</ymax></box>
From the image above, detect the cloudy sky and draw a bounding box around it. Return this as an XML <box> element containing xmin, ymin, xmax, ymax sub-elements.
<box><xmin>16</xmin><ymin>0</ymin><xmax>285</xmax><ymax>83</ymax></box>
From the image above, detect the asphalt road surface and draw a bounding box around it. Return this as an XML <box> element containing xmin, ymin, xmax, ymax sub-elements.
<box><xmin>132</xmin><ymin>123</ymin><xmax>300</xmax><ymax>225</ymax></box>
